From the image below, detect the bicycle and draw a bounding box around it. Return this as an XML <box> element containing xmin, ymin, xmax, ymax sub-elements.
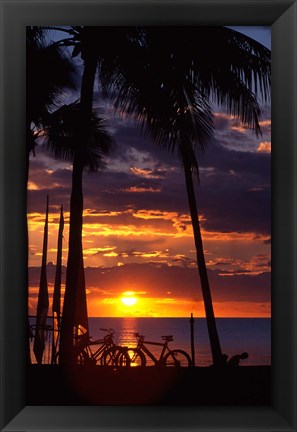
<box><xmin>125</xmin><ymin>333</ymin><xmax>192</xmax><ymax>367</ymax></box>
<box><xmin>55</xmin><ymin>328</ymin><xmax>130</xmax><ymax>366</ymax></box>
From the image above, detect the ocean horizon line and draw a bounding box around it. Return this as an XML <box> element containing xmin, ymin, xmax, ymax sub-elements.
<box><xmin>88</xmin><ymin>316</ymin><xmax>271</xmax><ymax>319</ymax></box>
<box><xmin>29</xmin><ymin>315</ymin><xmax>271</xmax><ymax>319</ymax></box>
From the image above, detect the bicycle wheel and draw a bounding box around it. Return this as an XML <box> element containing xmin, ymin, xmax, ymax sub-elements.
<box><xmin>101</xmin><ymin>346</ymin><xmax>130</xmax><ymax>367</ymax></box>
<box><xmin>53</xmin><ymin>350</ymin><xmax>85</xmax><ymax>365</ymax></box>
<box><xmin>117</xmin><ymin>349</ymin><xmax>132</xmax><ymax>367</ymax></box>
<box><xmin>163</xmin><ymin>350</ymin><xmax>192</xmax><ymax>367</ymax></box>
<box><xmin>79</xmin><ymin>350</ymin><xmax>98</xmax><ymax>366</ymax></box>
<box><xmin>76</xmin><ymin>351</ymin><xmax>86</xmax><ymax>365</ymax></box>
<box><xmin>123</xmin><ymin>348</ymin><xmax>146</xmax><ymax>367</ymax></box>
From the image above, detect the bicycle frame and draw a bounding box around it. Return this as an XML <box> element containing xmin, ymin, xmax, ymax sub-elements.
<box><xmin>75</xmin><ymin>329</ymin><xmax>115</xmax><ymax>363</ymax></box>
<box><xmin>137</xmin><ymin>339</ymin><xmax>170</xmax><ymax>365</ymax></box>
<box><xmin>82</xmin><ymin>339</ymin><xmax>112</xmax><ymax>361</ymax></box>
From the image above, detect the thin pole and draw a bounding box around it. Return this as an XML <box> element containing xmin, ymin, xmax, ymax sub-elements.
<box><xmin>190</xmin><ymin>313</ymin><xmax>195</xmax><ymax>367</ymax></box>
<box><xmin>33</xmin><ymin>195</ymin><xmax>49</xmax><ymax>364</ymax></box>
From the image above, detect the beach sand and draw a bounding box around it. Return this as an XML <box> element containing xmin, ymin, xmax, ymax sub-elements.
<box><xmin>27</xmin><ymin>365</ymin><xmax>271</xmax><ymax>406</ymax></box>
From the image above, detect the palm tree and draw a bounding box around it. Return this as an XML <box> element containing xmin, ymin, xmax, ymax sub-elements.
<box><xmin>45</xmin><ymin>101</ymin><xmax>113</xmax><ymax>366</ymax></box>
<box><xmin>45</xmin><ymin>26</ymin><xmax>144</xmax><ymax>365</ymax></box>
<box><xmin>99</xmin><ymin>26</ymin><xmax>271</xmax><ymax>366</ymax></box>
<box><xmin>28</xmin><ymin>27</ymin><xmax>109</xmax><ymax>366</ymax></box>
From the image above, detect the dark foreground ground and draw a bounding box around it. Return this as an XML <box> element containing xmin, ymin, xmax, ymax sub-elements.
<box><xmin>27</xmin><ymin>365</ymin><xmax>270</xmax><ymax>406</ymax></box>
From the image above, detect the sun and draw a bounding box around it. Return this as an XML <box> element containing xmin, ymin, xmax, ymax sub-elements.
<box><xmin>120</xmin><ymin>291</ymin><xmax>137</xmax><ymax>306</ymax></box>
<box><xmin>121</xmin><ymin>297</ymin><xmax>137</xmax><ymax>306</ymax></box>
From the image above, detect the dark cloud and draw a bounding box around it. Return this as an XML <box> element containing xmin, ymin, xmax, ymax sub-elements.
<box><xmin>28</xmin><ymin>100</ymin><xmax>271</xmax><ymax>237</ymax></box>
<box><xmin>196</xmin><ymin>140</ymin><xmax>271</xmax><ymax>234</ymax></box>
<box><xmin>29</xmin><ymin>262</ymin><xmax>270</xmax><ymax>304</ymax></box>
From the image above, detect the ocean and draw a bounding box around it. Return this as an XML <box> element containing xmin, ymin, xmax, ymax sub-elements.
<box><xmin>30</xmin><ymin>317</ymin><xmax>271</xmax><ymax>366</ymax></box>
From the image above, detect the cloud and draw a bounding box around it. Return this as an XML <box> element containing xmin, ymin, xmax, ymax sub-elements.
<box><xmin>29</xmin><ymin>111</ymin><xmax>271</xmax><ymax>236</ymax></box>
<box><xmin>257</xmin><ymin>142</ymin><xmax>271</xmax><ymax>153</ymax></box>
<box><xmin>27</xmin><ymin>95</ymin><xmax>271</xmax><ymax>290</ymax></box>
<box><xmin>196</xmin><ymin>140</ymin><xmax>271</xmax><ymax>234</ymax></box>
<box><xmin>130</xmin><ymin>166</ymin><xmax>167</xmax><ymax>179</ymax></box>
<box><xmin>121</xmin><ymin>186</ymin><xmax>161</xmax><ymax>193</ymax></box>
<box><xmin>213</xmin><ymin>110</ymin><xmax>271</xmax><ymax>153</ymax></box>
<box><xmin>29</xmin><ymin>262</ymin><xmax>271</xmax><ymax>306</ymax></box>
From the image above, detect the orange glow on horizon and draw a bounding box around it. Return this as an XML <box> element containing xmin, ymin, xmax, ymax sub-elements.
<box><xmin>28</xmin><ymin>283</ymin><xmax>271</xmax><ymax>318</ymax></box>
<box><xmin>27</xmin><ymin>208</ymin><xmax>270</xmax><ymax>270</ymax></box>
<box><xmin>90</xmin><ymin>298</ymin><xmax>271</xmax><ymax>318</ymax></box>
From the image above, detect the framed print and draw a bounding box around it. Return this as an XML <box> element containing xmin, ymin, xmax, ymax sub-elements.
<box><xmin>0</xmin><ymin>0</ymin><xmax>296</xmax><ymax>431</ymax></box>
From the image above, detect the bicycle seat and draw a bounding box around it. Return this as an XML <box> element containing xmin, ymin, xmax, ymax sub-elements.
<box><xmin>161</xmin><ymin>335</ymin><xmax>174</xmax><ymax>341</ymax></box>
<box><xmin>75</xmin><ymin>333</ymin><xmax>91</xmax><ymax>341</ymax></box>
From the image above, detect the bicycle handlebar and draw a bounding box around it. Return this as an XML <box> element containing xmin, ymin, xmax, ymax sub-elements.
<box><xmin>134</xmin><ymin>332</ymin><xmax>144</xmax><ymax>339</ymax></box>
<box><xmin>134</xmin><ymin>333</ymin><xmax>173</xmax><ymax>342</ymax></box>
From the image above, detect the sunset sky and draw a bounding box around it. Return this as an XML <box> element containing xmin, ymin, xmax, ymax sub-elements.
<box><xmin>27</xmin><ymin>27</ymin><xmax>271</xmax><ymax>318</ymax></box>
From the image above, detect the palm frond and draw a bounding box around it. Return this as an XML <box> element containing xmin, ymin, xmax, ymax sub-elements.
<box><xmin>204</xmin><ymin>69</ymin><xmax>262</xmax><ymax>136</ymax></box>
<box><xmin>59</xmin><ymin>26</ymin><xmax>270</xmax><ymax>178</ymax></box>
<box><xmin>27</xmin><ymin>33</ymin><xmax>77</xmax><ymax>125</ymax></box>
<box><xmin>98</xmin><ymin>27</ymin><xmax>269</xmax><ymax>151</ymax></box>
<box><xmin>145</xmin><ymin>26</ymin><xmax>271</xmax><ymax>104</ymax></box>
<box><xmin>44</xmin><ymin>101</ymin><xmax>113</xmax><ymax>172</ymax></box>
<box><xmin>26</xmin><ymin>26</ymin><xmax>49</xmax><ymax>46</ymax></box>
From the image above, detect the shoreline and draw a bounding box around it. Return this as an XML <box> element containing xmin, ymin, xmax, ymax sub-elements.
<box><xmin>27</xmin><ymin>365</ymin><xmax>271</xmax><ymax>406</ymax></box>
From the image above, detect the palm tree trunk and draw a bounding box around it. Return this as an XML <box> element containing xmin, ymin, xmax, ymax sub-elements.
<box><xmin>59</xmin><ymin>155</ymin><xmax>85</xmax><ymax>366</ymax></box>
<box><xmin>59</xmin><ymin>52</ymin><xmax>97</xmax><ymax>366</ymax></box>
<box><xmin>182</xmin><ymin>148</ymin><xmax>223</xmax><ymax>366</ymax></box>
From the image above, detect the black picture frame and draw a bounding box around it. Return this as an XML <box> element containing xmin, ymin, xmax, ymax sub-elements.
<box><xmin>0</xmin><ymin>0</ymin><xmax>296</xmax><ymax>430</ymax></box>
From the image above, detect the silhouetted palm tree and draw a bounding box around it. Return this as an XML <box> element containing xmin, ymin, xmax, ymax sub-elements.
<box><xmin>46</xmin><ymin>26</ymin><xmax>144</xmax><ymax>365</ymax></box>
<box><xmin>45</xmin><ymin>101</ymin><xmax>113</xmax><ymax>366</ymax></box>
<box><xmin>100</xmin><ymin>26</ymin><xmax>271</xmax><ymax>366</ymax></box>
